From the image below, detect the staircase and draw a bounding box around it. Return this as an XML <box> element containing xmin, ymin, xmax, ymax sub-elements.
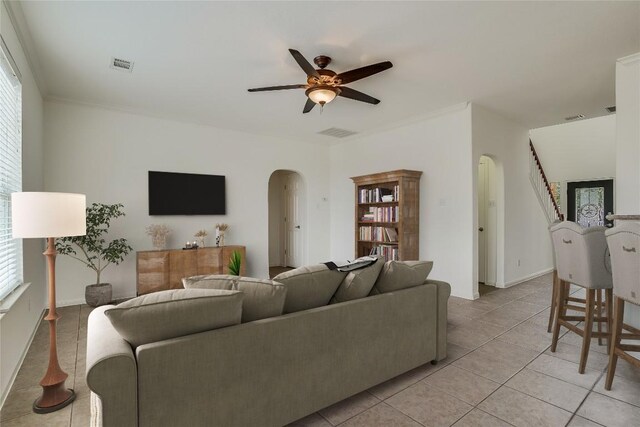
<box><xmin>529</xmin><ymin>139</ymin><xmax>563</xmax><ymax>224</ymax></box>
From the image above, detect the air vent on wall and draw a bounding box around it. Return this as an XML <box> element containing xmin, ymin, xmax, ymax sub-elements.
<box><xmin>564</xmin><ymin>114</ymin><xmax>585</xmax><ymax>122</ymax></box>
<box><xmin>317</xmin><ymin>127</ymin><xmax>358</xmax><ymax>138</ymax></box>
<box><xmin>606</xmin><ymin>106</ymin><xmax>616</xmax><ymax>113</ymax></box>
<box><xmin>110</xmin><ymin>57</ymin><xmax>134</xmax><ymax>72</ymax></box>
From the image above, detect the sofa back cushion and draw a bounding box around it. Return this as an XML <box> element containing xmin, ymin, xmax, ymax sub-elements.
<box><xmin>182</xmin><ymin>275</ymin><xmax>286</xmax><ymax>322</ymax></box>
<box><xmin>274</xmin><ymin>265</ymin><xmax>347</xmax><ymax>313</ymax></box>
<box><xmin>104</xmin><ymin>289</ymin><xmax>243</xmax><ymax>347</ymax></box>
<box><xmin>371</xmin><ymin>261</ymin><xmax>433</xmax><ymax>295</ymax></box>
<box><xmin>331</xmin><ymin>257</ymin><xmax>385</xmax><ymax>303</ymax></box>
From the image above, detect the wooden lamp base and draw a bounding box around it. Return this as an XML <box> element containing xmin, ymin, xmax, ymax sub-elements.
<box><xmin>33</xmin><ymin>238</ymin><xmax>76</xmax><ymax>414</ymax></box>
<box><xmin>33</xmin><ymin>386</ymin><xmax>75</xmax><ymax>414</ymax></box>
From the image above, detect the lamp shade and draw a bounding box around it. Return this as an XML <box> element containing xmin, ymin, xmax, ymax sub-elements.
<box><xmin>11</xmin><ymin>192</ymin><xmax>86</xmax><ymax>238</ymax></box>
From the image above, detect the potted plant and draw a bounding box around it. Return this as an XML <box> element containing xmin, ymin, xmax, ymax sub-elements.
<box><xmin>56</xmin><ymin>203</ymin><xmax>133</xmax><ymax>306</ymax></box>
<box><xmin>228</xmin><ymin>250</ymin><xmax>242</xmax><ymax>276</ymax></box>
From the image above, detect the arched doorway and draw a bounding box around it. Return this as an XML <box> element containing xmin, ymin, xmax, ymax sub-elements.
<box><xmin>268</xmin><ymin>170</ymin><xmax>306</xmax><ymax>277</ymax></box>
<box><xmin>478</xmin><ymin>155</ymin><xmax>498</xmax><ymax>294</ymax></box>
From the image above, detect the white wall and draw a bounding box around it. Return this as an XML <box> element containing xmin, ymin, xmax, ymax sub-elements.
<box><xmin>43</xmin><ymin>101</ymin><xmax>331</xmax><ymax>305</ymax></box>
<box><xmin>329</xmin><ymin>105</ymin><xmax>475</xmax><ymax>299</ymax></box>
<box><xmin>530</xmin><ymin>115</ymin><xmax>616</xmax><ymax>217</ymax></box>
<box><xmin>614</xmin><ymin>53</ymin><xmax>640</xmax><ymax>327</ymax></box>
<box><xmin>472</xmin><ymin>105</ymin><xmax>553</xmax><ymax>292</ymax></box>
<box><xmin>0</xmin><ymin>0</ymin><xmax>45</xmax><ymax>404</ymax></box>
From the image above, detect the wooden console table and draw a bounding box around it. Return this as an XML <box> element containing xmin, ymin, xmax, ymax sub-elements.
<box><xmin>136</xmin><ymin>246</ymin><xmax>246</xmax><ymax>295</ymax></box>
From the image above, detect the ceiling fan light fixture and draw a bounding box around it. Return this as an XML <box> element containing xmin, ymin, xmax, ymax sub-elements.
<box><xmin>306</xmin><ymin>86</ymin><xmax>340</xmax><ymax>105</ymax></box>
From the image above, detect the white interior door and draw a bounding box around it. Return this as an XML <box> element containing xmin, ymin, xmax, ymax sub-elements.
<box><xmin>478</xmin><ymin>160</ymin><xmax>487</xmax><ymax>284</ymax></box>
<box><xmin>284</xmin><ymin>173</ymin><xmax>303</xmax><ymax>268</ymax></box>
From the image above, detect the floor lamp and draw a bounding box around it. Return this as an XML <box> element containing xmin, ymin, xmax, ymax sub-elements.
<box><xmin>11</xmin><ymin>192</ymin><xmax>86</xmax><ymax>414</ymax></box>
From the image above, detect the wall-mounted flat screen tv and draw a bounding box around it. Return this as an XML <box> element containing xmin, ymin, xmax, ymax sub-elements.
<box><xmin>148</xmin><ymin>171</ymin><xmax>226</xmax><ymax>215</ymax></box>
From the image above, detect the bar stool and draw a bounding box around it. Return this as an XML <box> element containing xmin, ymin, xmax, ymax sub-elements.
<box><xmin>548</xmin><ymin>220</ymin><xmax>561</xmax><ymax>333</ymax></box>
<box><xmin>550</xmin><ymin>221</ymin><xmax>613</xmax><ymax>374</ymax></box>
<box><xmin>605</xmin><ymin>222</ymin><xmax>640</xmax><ymax>390</ymax></box>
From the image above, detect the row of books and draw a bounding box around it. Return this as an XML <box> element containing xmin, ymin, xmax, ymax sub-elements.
<box><xmin>360</xmin><ymin>206</ymin><xmax>399</xmax><ymax>223</ymax></box>
<box><xmin>359</xmin><ymin>226</ymin><xmax>398</xmax><ymax>242</ymax></box>
<box><xmin>369</xmin><ymin>245</ymin><xmax>399</xmax><ymax>261</ymax></box>
<box><xmin>358</xmin><ymin>185</ymin><xmax>399</xmax><ymax>203</ymax></box>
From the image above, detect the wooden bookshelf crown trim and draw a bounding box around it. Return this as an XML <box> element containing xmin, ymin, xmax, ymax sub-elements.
<box><xmin>351</xmin><ymin>169</ymin><xmax>422</xmax><ymax>185</ymax></box>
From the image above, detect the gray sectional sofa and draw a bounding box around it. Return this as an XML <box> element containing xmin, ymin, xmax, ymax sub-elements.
<box><xmin>86</xmin><ymin>261</ymin><xmax>450</xmax><ymax>427</ymax></box>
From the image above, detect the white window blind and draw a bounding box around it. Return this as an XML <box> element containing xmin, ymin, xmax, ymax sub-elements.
<box><xmin>0</xmin><ymin>37</ymin><xmax>22</xmax><ymax>302</ymax></box>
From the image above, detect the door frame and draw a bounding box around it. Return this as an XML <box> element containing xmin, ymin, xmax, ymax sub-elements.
<box><xmin>282</xmin><ymin>171</ymin><xmax>305</xmax><ymax>268</ymax></box>
<box><xmin>567</xmin><ymin>179</ymin><xmax>614</xmax><ymax>227</ymax></box>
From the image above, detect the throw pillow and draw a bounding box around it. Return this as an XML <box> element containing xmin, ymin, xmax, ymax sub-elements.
<box><xmin>274</xmin><ymin>264</ymin><xmax>347</xmax><ymax>313</ymax></box>
<box><xmin>182</xmin><ymin>275</ymin><xmax>286</xmax><ymax>322</ymax></box>
<box><xmin>104</xmin><ymin>289</ymin><xmax>243</xmax><ymax>347</ymax></box>
<box><xmin>371</xmin><ymin>260</ymin><xmax>434</xmax><ymax>294</ymax></box>
<box><xmin>331</xmin><ymin>257</ymin><xmax>385</xmax><ymax>303</ymax></box>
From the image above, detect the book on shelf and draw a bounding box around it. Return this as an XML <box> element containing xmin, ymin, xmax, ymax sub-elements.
<box><xmin>358</xmin><ymin>185</ymin><xmax>400</xmax><ymax>204</ymax></box>
<box><xmin>368</xmin><ymin>244</ymin><xmax>398</xmax><ymax>261</ymax></box>
<box><xmin>360</xmin><ymin>206</ymin><xmax>399</xmax><ymax>222</ymax></box>
<box><xmin>359</xmin><ymin>226</ymin><xmax>399</xmax><ymax>243</ymax></box>
<box><xmin>384</xmin><ymin>227</ymin><xmax>398</xmax><ymax>242</ymax></box>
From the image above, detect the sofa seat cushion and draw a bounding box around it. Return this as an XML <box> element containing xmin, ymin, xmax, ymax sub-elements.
<box><xmin>182</xmin><ymin>275</ymin><xmax>286</xmax><ymax>322</ymax></box>
<box><xmin>371</xmin><ymin>261</ymin><xmax>434</xmax><ymax>295</ymax></box>
<box><xmin>331</xmin><ymin>257</ymin><xmax>385</xmax><ymax>303</ymax></box>
<box><xmin>274</xmin><ymin>265</ymin><xmax>347</xmax><ymax>313</ymax></box>
<box><xmin>104</xmin><ymin>289</ymin><xmax>243</xmax><ymax>347</ymax></box>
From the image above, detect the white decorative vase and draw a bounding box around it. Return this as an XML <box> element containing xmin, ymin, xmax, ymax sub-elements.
<box><xmin>152</xmin><ymin>234</ymin><xmax>167</xmax><ymax>250</ymax></box>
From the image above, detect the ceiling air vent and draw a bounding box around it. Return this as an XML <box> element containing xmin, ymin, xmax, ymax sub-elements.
<box><xmin>317</xmin><ymin>127</ymin><xmax>358</xmax><ymax>138</ymax></box>
<box><xmin>564</xmin><ymin>114</ymin><xmax>585</xmax><ymax>122</ymax></box>
<box><xmin>606</xmin><ymin>106</ymin><xmax>616</xmax><ymax>113</ymax></box>
<box><xmin>110</xmin><ymin>57</ymin><xmax>134</xmax><ymax>72</ymax></box>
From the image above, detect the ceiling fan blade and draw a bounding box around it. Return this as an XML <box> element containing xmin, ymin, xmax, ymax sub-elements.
<box><xmin>338</xmin><ymin>86</ymin><xmax>380</xmax><ymax>105</ymax></box>
<box><xmin>289</xmin><ymin>49</ymin><xmax>320</xmax><ymax>78</ymax></box>
<box><xmin>248</xmin><ymin>84</ymin><xmax>306</xmax><ymax>92</ymax></box>
<box><xmin>337</xmin><ymin>61</ymin><xmax>393</xmax><ymax>84</ymax></box>
<box><xmin>303</xmin><ymin>98</ymin><xmax>316</xmax><ymax>113</ymax></box>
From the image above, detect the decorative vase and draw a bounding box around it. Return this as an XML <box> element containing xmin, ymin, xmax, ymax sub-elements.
<box><xmin>219</xmin><ymin>231</ymin><xmax>225</xmax><ymax>247</ymax></box>
<box><xmin>197</xmin><ymin>237</ymin><xmax>205</xmax><ymax>248</ymax></box>
<box><xmin>152</xmin><ymin>234</ymin><xmax>167</xmax><ymax>250</ymax></box>
<box><xmin>85</xmin><ymin>283</ymin><xmax>112</xmax><ymax>307</ymax></box>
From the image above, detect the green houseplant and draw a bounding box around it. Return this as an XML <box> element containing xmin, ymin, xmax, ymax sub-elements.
<box><xmin>56</xmin><ymin>203</ymin><xmax>133</xmax><ymax>306</ymax></box>
<box><xmin>228</xmin><ymin>250</ymin><xmax>242</xmax><ymax>276</ymax></box>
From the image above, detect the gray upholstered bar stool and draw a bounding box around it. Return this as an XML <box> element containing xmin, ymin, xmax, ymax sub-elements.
<box><xmin>550</xmin><ymin>221</ymin><xmax>613</xmax><ymax>373</ymax></box>
<box><xmin>548</xmin><ymin>220</ymin><xmax>561</xmax><ymax>333</ymax></box>
<box><xmin>605</xmin><ymin>222</ymin><xmax>640</xmax><ymax>390</ymax></box>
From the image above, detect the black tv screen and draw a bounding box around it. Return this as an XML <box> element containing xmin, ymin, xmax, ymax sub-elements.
<box><xmin>148</xmin><ymin>171</ymin><xmax>226</xmax><ymax>215</ymax></box>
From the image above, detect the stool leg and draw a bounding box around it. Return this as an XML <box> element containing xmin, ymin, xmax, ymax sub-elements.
<box><xmin>605</xmin><ymin>288</ymin><xmax>613</xmax><ymax>354</ymax></box>
<box><xmin>605</xmin><ymin>297</ymin><xmax>624</xmax><ymax>390</ymax></box>
<box><xmin>579</xmin><ymin>289</ymin><xmax>595</xmax><ymax>374</ymax></box>
<box><xmin>548</xmin><ymin>270</ymin><xmax>559</xmax><ymax>333</ymax></box>
<box><xmin>551</xmin><ymin>279</ymin><xmax>567</xmax><ymax>352</ymax></box>
<box><xmin>596</xmin><ymin>289</ymin><xmax>603</xmax><ymax>346</ymax></box>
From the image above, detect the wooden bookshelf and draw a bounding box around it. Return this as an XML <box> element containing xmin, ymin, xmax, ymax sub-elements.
<box><xmin>351</xmin><ymin>170</ymin><xmax>422</xmax><ymax>261</ymax></box>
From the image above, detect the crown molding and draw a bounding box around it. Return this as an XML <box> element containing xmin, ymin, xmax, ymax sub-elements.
<box><xmin>3</xmin><ymin>0</ymin><xmax>48</xmax><ymax>95</ymax></box>
<box><xmin>44</xmin><ymin>95</ymin><xmax>324</xmax><ymax>147</ymax></box>
<box><xmin>617</xmin><ymin>52</ymin><xmax>640</xmax><ymax>65</ymax></box>
<box><xmin>337</xmin><ymin>101</ymin><xmax>470</xmax><ymax>144</ymax></box>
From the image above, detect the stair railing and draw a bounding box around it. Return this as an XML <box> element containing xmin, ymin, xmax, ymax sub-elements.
<box><xmin>529</xmin><ymin>139</ymin><xmax>563</xmax><ymax>224</ymax></box>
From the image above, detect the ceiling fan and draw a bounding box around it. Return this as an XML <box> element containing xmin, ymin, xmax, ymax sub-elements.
<box><xmin>248</xmin><ymin>49</ymin><xmax>393</xmax><ymax>113</ymax></box>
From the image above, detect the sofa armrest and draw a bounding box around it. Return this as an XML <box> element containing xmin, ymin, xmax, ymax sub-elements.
<box><xmin>425</xmin><ymin>279</ymin><xmax>451</xmax><ymax>361</ymax></box>
<box><xmin>86</xmin><ymin>305</ymin><xmax>138</xmax><ymax>427</ymax></box>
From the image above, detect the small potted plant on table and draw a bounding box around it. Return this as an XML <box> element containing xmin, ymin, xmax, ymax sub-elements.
<box><xmin>56</xmin><ymin>203</ymin><xmax>133</xmax><ymax>306</ymax></box>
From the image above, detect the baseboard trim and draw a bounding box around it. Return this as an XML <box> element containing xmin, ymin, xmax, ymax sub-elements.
<box><xmin>498</xmin><ymin>268</ymin><xmax>554</xmax><ymax>289</ymax></box>
<box><xmin>0</xmin><ymin>308</ymin><xmax>46</xmax><ymax>408</ymax></box>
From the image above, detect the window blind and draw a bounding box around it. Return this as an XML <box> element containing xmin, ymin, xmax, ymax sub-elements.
<box><xmin>0</xmin><ymin>37</ymin><xmax>22</xmax><ymax>302</ymax></box>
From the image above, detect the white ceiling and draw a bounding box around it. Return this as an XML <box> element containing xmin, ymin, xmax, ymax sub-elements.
<box><xmin>12</xmin><ymin>1</ymin><xmax>640</xmax><ymax>144</ymax></box>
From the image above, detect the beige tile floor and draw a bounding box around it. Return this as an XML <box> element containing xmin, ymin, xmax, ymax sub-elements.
<box><xmin>2</xmin><ymin>273</ymin><xmax>640</xmax><ymax>426</ymax></box>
